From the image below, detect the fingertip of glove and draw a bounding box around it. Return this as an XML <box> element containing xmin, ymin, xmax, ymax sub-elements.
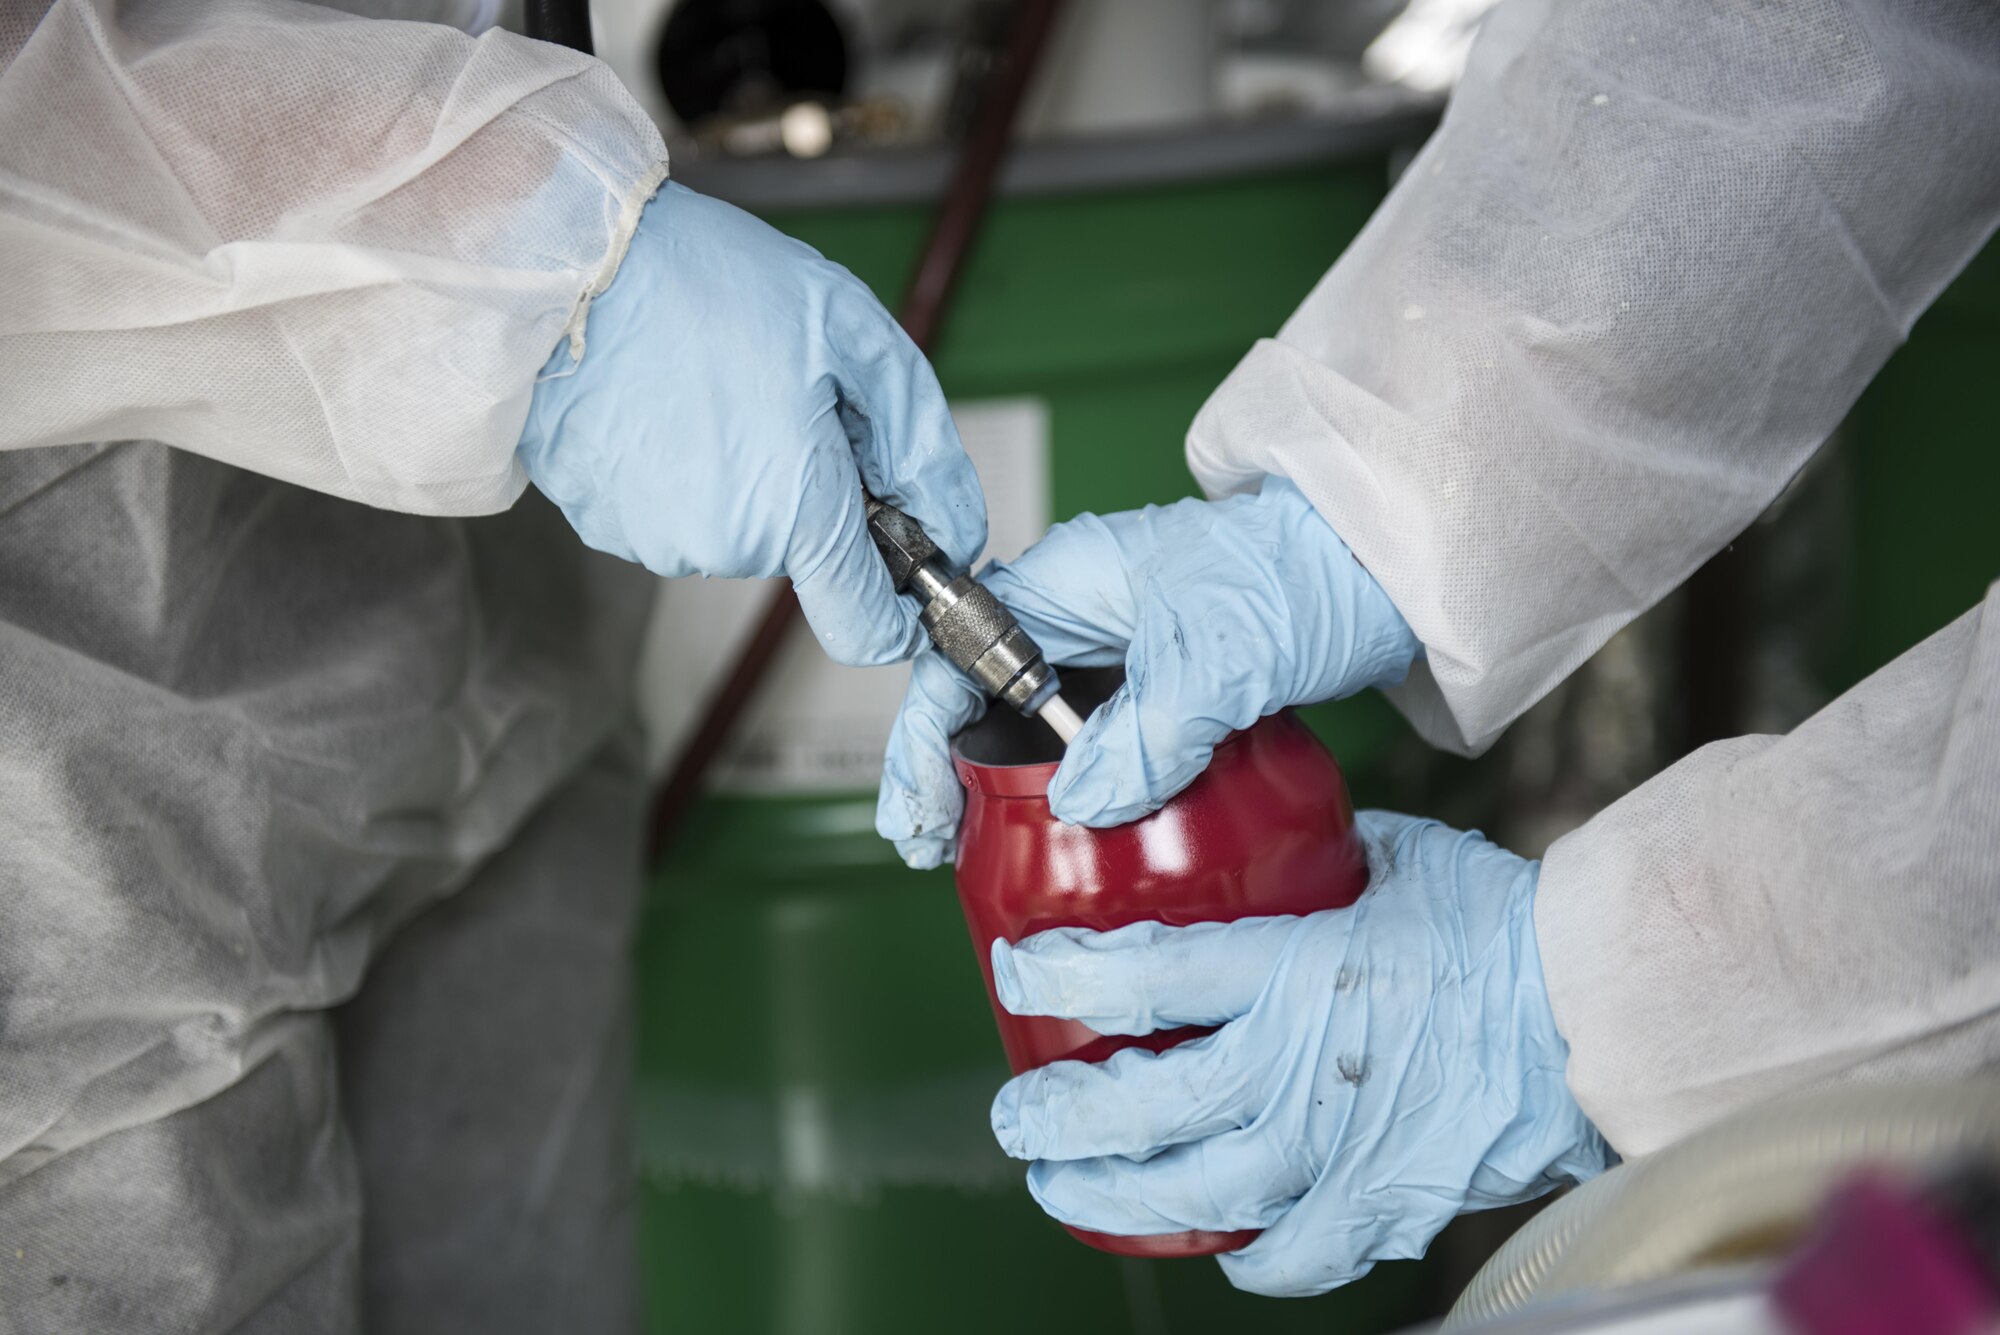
<box><xmin>1044</xmin><ymin>683</ymin><xmax>1186</xmax><ymax>828</ymax></box>
<box><xmin>989</xmin><ymin>937</ymin><xmax>1024</xmax><ymax>1012</ymax></box>
<box><xmin>1047</xmin><ymin>761</ymin><xmax>1156</xmax><ymax>829</ymax></box>
<box><xmin>1043</xmin><ymin>776</ymin><xmax>1098</xmax><ymax>827</ymax></box>
<box><xmin>1216</xmin><ymin>1247</ymin><xmax>1370</xmax><ymax>1299</ymax></box>
<box><xmin>1044</xmin><ymin>730</ymin><xmax>1115</xmax><ymax>827</ymax></box>
<box><xmin>894</xmin><ymin>838</ymin><xmax>947</xmax><ymax>871</ymax></box>
<box><xmin>989</xmin><ymin>1076</ymin><xmax>1028</xmax><ymax>1159</ymax></box>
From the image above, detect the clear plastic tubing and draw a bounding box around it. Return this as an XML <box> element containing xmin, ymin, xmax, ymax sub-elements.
<box><xmin>1037</xmin><ymin>694</ymin><xmax>1085</xmax><ymax>745</ymax></box>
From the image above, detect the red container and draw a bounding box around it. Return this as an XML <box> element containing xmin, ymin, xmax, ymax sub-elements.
<box><xmin>951</xmin><ymin>670</ymin><xmax>1369</xmax><ymax>1258</ymax></box>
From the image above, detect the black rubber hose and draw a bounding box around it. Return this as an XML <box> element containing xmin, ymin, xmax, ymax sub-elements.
<box><xmin>524</xmin><ymin>0</ymin><xmax>593</xmax><ymax>54</ymax></box>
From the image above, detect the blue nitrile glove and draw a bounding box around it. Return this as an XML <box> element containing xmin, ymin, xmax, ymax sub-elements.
<box><xmin>518</xmin><ymin>181</ymin><xmax>986</xmax><ymax>667</ymax></box>
<box><xmin>875</xmin><ymin>477</ymin><xmax>1420</xmax><ymax>866</ymax></box>
<box><xmin>988</xmin><ymin>811</ymin><xmax>1610</xmax><ymax>1297</ymax></box>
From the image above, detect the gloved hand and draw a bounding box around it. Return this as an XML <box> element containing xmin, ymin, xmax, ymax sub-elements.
<box><xmin>876</xmin><ymin>478</ymin><xmax>1420</xmax><ymax>866</ymax></box>
<box><xmin>988</xmin><ymin>810</ymin><xmax>1611</xmax><ymax>1297</ymax></box>
<box><xmin>517</xmin><ymin>181</ymin><xmax>986</xmax><ymax>667</ymax></box>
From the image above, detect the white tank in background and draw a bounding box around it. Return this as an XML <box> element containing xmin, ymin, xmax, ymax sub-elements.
<box><xmin>1018</xmin><ymin>0</ymin><xmax>1214</xmax><ymax>136</ymax></box>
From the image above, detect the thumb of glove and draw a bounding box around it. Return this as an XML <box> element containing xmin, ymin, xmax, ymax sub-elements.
<box><xmin>1046</xmin><ymin>587</ymin><xmax>1256</xmax><ymax>828</ymax></box>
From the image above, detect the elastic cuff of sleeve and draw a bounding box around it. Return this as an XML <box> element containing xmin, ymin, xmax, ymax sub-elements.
<box><xmin>558</xmin><ymin>159</ymin><xmax>672</xmax><ymax>363</ymax></box>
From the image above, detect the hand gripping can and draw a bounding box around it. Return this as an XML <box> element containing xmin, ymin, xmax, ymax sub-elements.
<box><xmin>950</xmin><ymin>669</ymin><xmax>1369</xmax><ymax>1258</ymax></box>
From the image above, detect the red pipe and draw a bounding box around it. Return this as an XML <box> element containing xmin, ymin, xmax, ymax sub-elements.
<box><xmin>648</xmin><ymin>0</ymin><xmax>1067</xmax><ymax>859</ymax></box>
<box><xmin>898</xmin><ymin>0</ymin><xmax>1066</xmax><ymax>353</ymax></box>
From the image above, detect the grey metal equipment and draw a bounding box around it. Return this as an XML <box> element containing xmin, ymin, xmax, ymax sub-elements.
<box><xmin>866</xmin><ymin>495</ymin><xmax>1082</xmax><ymax>742</ymax></box>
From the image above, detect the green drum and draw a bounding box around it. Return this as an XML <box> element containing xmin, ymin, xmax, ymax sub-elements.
<box><xmin>638</xmin><ymin>95</ymin><xmax>2000</xmax><ymax>1330</ymax></box>
<box><xmin>639</xmin><ymin>115</ymin><xmax>1440</xmax><ymax>1334</ymax></box>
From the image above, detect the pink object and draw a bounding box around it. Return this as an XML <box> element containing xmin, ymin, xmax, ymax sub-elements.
<box><xmin>1775</xmin><ymin>1173</ymin><xmax>1999</xmax><ymax>1335</ymax></box>
<box><xmin>950</xmin><ymin>682</ymin><xmax>1368</xmax><ymax>1258</ymax></box>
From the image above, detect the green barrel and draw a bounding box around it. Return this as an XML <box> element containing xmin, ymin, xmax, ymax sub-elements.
<box><xmin>639</xmin><ymin>120</ymin><xmax>1439</xmax><ymax>1334</ymax></box>
<box><xmin>1841</xmin><ymin>238</ymin><xmax>2000</xmax><ymax>691</ymax></box>
<box><xmin>637</xmin><ymin>796</ymin><xmax>1430</xmax><ymax>1333</ymax></box>
<box><xmin>637</xmin><ymin>104</ymin><xmax>2000</xmax><ymax>1330</ymax></box>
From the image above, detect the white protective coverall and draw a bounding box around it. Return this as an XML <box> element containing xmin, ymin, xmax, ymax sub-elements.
<box><xmin>1</xmin><ymin>2</ymin><xmax>668</xmax><ymax>1332</ymax></box>
<box><xmin>4</xmin><ymin>0</ymin><xmax>1999</xmax><ymax>1331</ymax></box>
<box><xmin>1189</xmin><ymin>0</ymin><xmax>2000</xmax><ymax>1156</ymax></box>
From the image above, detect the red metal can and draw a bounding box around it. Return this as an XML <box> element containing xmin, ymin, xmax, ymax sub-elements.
<box><xmin>950</xmin><ymin>670</ymin><xmax>1369</xmax><ymax>1258</ymax></box>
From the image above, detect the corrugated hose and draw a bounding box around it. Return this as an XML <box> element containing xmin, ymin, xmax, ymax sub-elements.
<box><xmin>1445</xmin><ymin>1078</ymin><xmax>2000</xmax><ymax>1329</ymax></box>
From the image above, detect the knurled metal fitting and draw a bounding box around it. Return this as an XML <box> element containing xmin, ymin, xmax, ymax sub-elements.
<box><xmin>866</xmin><ymin>497</ymin><xmax>1062</xmax><ymax>718</ymax></box>
<box><xmin>864</xmin><ymin>498</ymin><xmax>939</xmax><ymax>592</ymax></box>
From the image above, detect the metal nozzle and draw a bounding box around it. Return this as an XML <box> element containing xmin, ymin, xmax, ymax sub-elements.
<box><xmin>866</xmin><ymin>497</ymin><xmax>1063</xmax><ymax>718</ymax></box>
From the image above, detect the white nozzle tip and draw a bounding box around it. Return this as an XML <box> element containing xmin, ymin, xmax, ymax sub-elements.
<box><xmin>1037</xmin><ymin>695</ymin><xmax>1085</xmax><ymax>746</ymax></box>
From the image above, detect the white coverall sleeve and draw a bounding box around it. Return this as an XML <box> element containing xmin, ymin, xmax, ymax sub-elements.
<box><xmin>0</xmin><ymin>0</ymin><xmax>669</xmax><ymax>515</ymax></box>
<box><xmin>1185</xmin><ymin>0</ymin><xmax>2000</xmax><ymax>754</ymax></box>
<box><xmin>1535</xmin><ymin>583</ymin><xmax>2000</xmax><ymax>1156</ymax></box>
